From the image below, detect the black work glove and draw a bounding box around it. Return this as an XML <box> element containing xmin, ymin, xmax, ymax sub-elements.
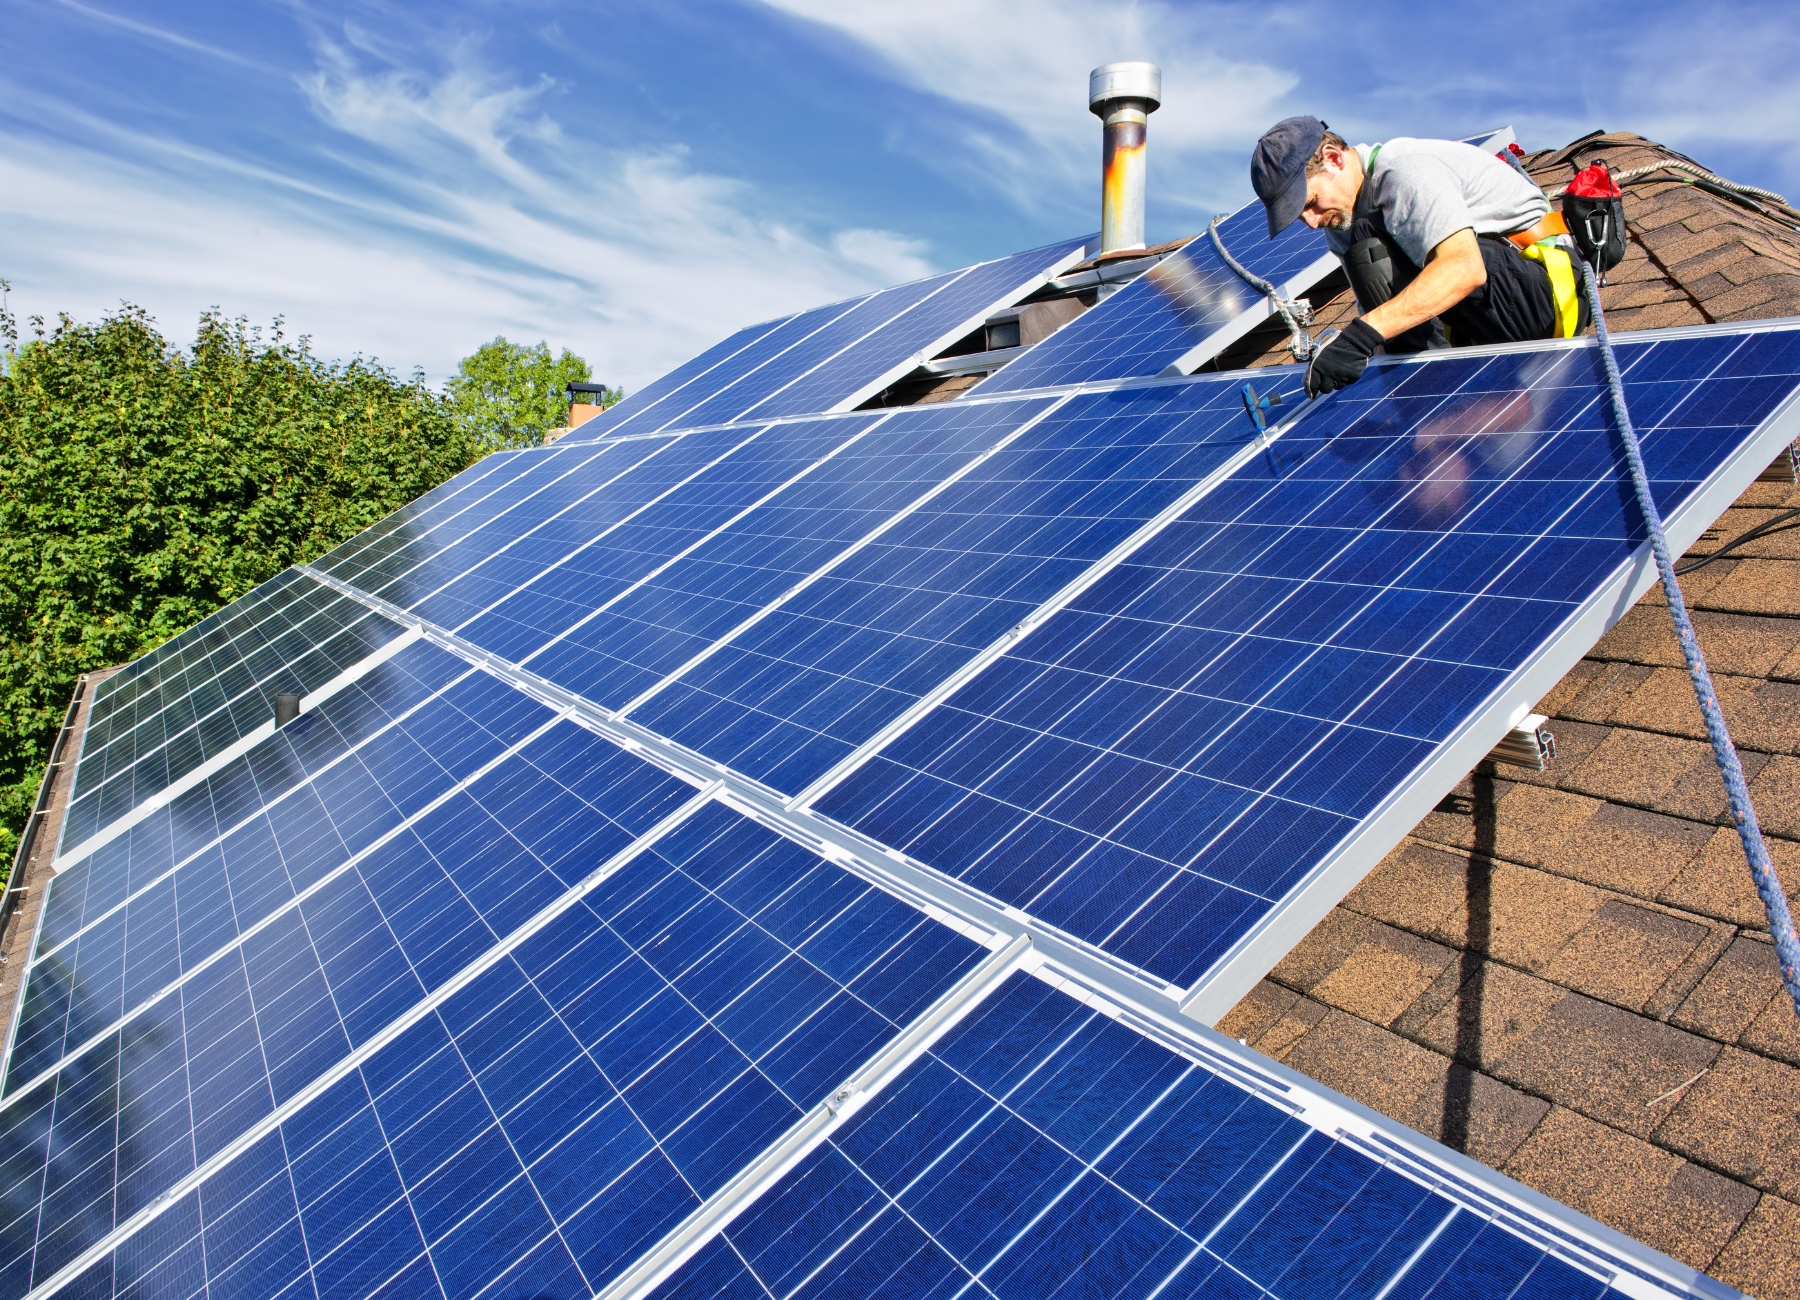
<box><xmin>1306</xmin><ymin>317</ymin><xmax>1385</xmax><ymax>398</ymax></box>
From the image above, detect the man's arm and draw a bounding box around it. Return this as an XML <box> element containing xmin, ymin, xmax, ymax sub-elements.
<box><xmin>1362</xmin><ymin>227</ymin><xmax>1486</xmax><ymax>339</ymax></box>
<box><xmin>1305</xmin><ymin>228</ymin><xmax>1490</xmax><ymax>397</ymax></box>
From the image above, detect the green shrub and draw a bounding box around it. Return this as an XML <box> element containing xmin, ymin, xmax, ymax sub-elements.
<box><xmin>0</xmin><ymin>305</ymin><xmax>485</xmax><ymax>868</ymax></box>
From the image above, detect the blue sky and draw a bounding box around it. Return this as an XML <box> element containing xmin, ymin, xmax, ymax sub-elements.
<box><xmin>4</xmin><ymin>0</ymin><xmax>1796</xmax><ymax>390</ymax></box>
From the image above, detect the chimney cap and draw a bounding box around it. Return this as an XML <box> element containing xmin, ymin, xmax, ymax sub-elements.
<box><xmin>1089</xmin><ymin>62</ymin><xmax>1161</xmax><ymax>114</ymax></box>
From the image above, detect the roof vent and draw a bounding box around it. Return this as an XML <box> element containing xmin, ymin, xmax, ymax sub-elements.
<box><xmin>1089</xmin><ymin>62</ymin><xmax>1161</xmax><ymax>258</ymax></box>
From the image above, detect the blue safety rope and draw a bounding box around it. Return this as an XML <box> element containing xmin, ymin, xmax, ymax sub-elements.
<box><xmin>1579</xmin><ymin>260</ymin><xmax>1800</xmax><ymax>1017</ymax></box>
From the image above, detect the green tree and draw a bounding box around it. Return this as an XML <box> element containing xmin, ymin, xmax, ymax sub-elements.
<box><xmin>445</xmin><ymin>336</ymin><xmax>617</xmax><ymax>451</ymax></box>
<box><xmin>0</xmin><ymin>305</ymin><xmax>484</xmax><ymax>866</ymax></box>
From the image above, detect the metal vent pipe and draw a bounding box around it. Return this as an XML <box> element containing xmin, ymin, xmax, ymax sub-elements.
<box><xmin>1089</xmin><ymin>62</ymin><xmax>1161</xmax><ymax>256</ymax></box>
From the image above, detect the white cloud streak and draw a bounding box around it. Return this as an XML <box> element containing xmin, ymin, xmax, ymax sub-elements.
<box><xmin>1</xmin><ymin>33</ymin><xmax>933</xmax><ymax>387</ymax></box>
<box><xmin>757</xmin><ymin>0</ymin><xmax>1297</xmax><ymax>212</ymax></box>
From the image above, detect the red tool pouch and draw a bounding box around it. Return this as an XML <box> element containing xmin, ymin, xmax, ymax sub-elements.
<box><xmin>1563</xmin><ymin>162</ymin><xmax>1627</xmax><ymax>274</ymax></box>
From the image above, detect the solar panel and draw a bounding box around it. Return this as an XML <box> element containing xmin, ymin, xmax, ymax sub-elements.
<box><xmin>567</xmin><ymin>237</ymin><xmax>1091</xmax><ymax>442</ymax></box>
<box><xmin>622</xmin><ymin>379</ymin><xmax>1283</xmax><ymax>793</ymax></box>
<box><xmin>969</xmin><ymin>203</ymin><xmax>1336</xmax><ymax>395</ymax></box>
<box><xmin>645</xmin><ymin>967</ymin><xmax>1704</xmax><ymax>1300</ymax></box>
<box><xmin>6</xmin><ymin>712</ymin><xmax>991</xmax><ymax>1296</ymax></box>
<box><xmin>59</xmin><ymin>579</ymin><xmax>414</xmax><ymax>852</ymax></box>
<box><xmin>820</xmin><ymin>327</ymin><xmax>1800</xmax><ymax>1013</ymax></box>
<box><xmin>570</xmin><ymin>314</ymin><xmax>802</xmax><ymax>442</ymax></box>
<box><xmin>9</xmin><ymin>309</ymin><xmax>1791</xmax><ymax>1297</ymax></box>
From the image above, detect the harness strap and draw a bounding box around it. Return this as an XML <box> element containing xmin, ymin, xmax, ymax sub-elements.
<box><xmin>1518</xmin><ymin>241</ymin><xmax>1582</xmax><ymax>337</ymax></box>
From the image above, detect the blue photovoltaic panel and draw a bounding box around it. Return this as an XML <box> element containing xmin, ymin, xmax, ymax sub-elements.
<box><xmin>407</xmin><ymin>424</ymin><xmax>778</xmax><ymax>635</ymax></box>
<box><xmin>77</xmin><ymin>568</ymin><xmax>315</xmax><ymax>758</ymax></box>
<box><xmin>654</xmin><ymin>971</ymin><xmax>1621</xmax><ymax>1300</ymax></box>
<box><xmin>626</xmin><ymin>376</ymin><xmax>1270</xmax><ymax>793</ymax></box>
<box><xmin>820</xmin><ymin>329</ymin><xmax>1800</xmax><ymax>989</ymax></box>
<box><xmin>32</xmin><ymin>639</ymin><xmax>474</xmax><ymax>973</ymax></box>
<box><xmin>321</xmin><ymin>446</ymin><xmax>554</xmax><ymax>587</ymax></box>
<box><xmin>656</xmin><ymin>276</ymin><xmax>970</xmax><ymax>434</ymax></box>
<box><xmin>332</xmin><ymin>438</ymin><xmax>658</xmax><ymax>606</ymax></box>
<box><xmin>604</xmin><ymin>298</ymin><xmax>880</xmax><ymax>439</ymax></box>
<box><xmin>453</xmin><ymin>415</ymin><xmax>889</xmax><ymax>659</ymax></box>
<box><xmin>733</xmin><ymin>236</ymin><xmax>1094</xmax><ymax>423</ymax></box>
<box><xmin>562</xmin><ymin>313</ymin><xmax>800</xmax><ymax>442</ymax></box>
<box><xmin>345</xmin><ymin>435</ymin><xmax>678</xmax><ymax>615</ymax></box>
<box><xmin>13</xmin><ymin>667</ymin><xmax>591</xmax><ymax>1100</ymax></box>
<box><xmin>309</xmin><ymin>446</ymin><xmax>538</xmax><ymax>583</ymax></box>
<box><xmin>570</xmin><ymin>237</ymin><xmax>1089</xmax><ymax>441</ymax></box>
<box><xmin>376</xmin><ymin>415</ymin><xmax>887</xmax><ymax>657</ymax></box>
<box><xmin>973</xmin><ymin>205</ymin><xmax>1332</xmax><ymax>395</ymax></box>
<box><xmin>527</xmin><ymin>398</ymin><xmax>1053</xmax><ymax>712</ymax></box>
<box><xmin>61</xmin><ymin>583</ymin><xmax>408</xmax><ymax>852</ymax></box>
<box><xmin>4</xmin><ymin>782</ymin><xmax>985</xmax><ymax>1297</ymax></box>
<box><xmin>10</xmin><ymin>286</ymin><xmax>1780</xmax><ymax>1295</ymax></box>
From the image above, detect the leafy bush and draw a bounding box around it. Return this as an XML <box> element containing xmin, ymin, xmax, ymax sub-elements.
<box><xmin>0</xmin><ymin>305</ymin><xmax>485</xmax><ymax>868</ymax></box>
<box><xmin>445</xmin><ymin>336</ymin><xmax>618</xmax><ymax>451</ymax></box>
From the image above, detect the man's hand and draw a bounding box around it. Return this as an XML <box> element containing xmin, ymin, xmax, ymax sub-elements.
<box><xmin>1306</xmin><ymin>317</ymin><xmax>1385</xmax><ymax>396</ymax></box>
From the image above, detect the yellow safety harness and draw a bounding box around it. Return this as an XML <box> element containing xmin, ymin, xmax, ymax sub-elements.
<box><xmin>1517</xmin><ymin>239</ymin><xmax>1582</xmax><ymax>338</ymax></box>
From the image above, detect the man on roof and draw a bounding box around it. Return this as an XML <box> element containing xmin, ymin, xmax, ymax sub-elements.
<box><xmin>1250</xmin><ymin>117</ymin><xmax>1586</xmax><ymax>397</ymax></box>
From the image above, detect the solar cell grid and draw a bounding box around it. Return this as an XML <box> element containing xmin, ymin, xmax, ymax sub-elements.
<box><xmin>4</xmin><ymin>791</ymin><xmax>988</xmax><ymax>1299</ymax></box>
<box><xmin>571</xmin><ymin>313</ymin><xmax>800</xmax><ymax>442</ymax></box>
<box><xmin>625</xmin><ymin>375</ymin><xmax>1279</xmax><ymax>794</ymax></box>
<box><xmin>664</xmin><ymin>276</ymin><xmax>966</xmax><ymax>434</ymax></box>
<box><xmin>428</xmin><ymin>414</ymin><xmax>887</xmax><ymax>663</ymax></box>
<box><xmin>75</xmin><ymin>584</ymin><xmax>366</xmax><ymax>783</ymax></box>
<box><xmin>10</xmin><ymin>666</ymin><xmax>569</xmax><ymax>1100</ymax></box>
<box><xmin>652</xmin><ymin>970</ymin><xmax>1624</xmax><ymax>1300</ymax></box>
<box><xmin>604</xmin><ymin>298</ymin><xmax>879</xmax><ymax>440</ymax></box>
<box><xmin>31</xmin><ymin>639</ymin><xmax>474</xmax><ymax>975</ymax></box>
<box><xmin>83</xmin><ymin>567</ymin><xmax>316</xmax><ymax>730</ymax></box>
<box><xmin>308</xmin><ymin>445</ymin><xmax>534</xmax><ymax>581</ymax></box>
<box><xmin>816</xmin><ymin>329</ymin><xmax>1800</xmax><ymax>992</ymax></box>
<box><xmin>402</xmin><ymin>433</ymin><xmax>731</xmax><ymax>632</ymax></box>
<box><xmin>526</xmin><ymin>398</ymin><xmax>1054</xmax><ymax>714</ymax></box>
<box><xmin>351</xmin><ymin>433</ymin><xmax>678</xmax><ymax>617</ymax></box>
<box><xmin>972</xmin><ymin>205</ymin><xmax>1332</xmax><ymax>396</ymax></box>
<box><xmin>318</xmin><ymin>445</ymin><xmax>547</xmax><ymax>586</ymax></box>
<box><xmin>728</xmin><ymin>236</ymin><xmax>1094</xmax><ymax>426</ymax></box>
<box><xmin>567</xmin><ymin>237</ymin><xmax>1090</xmax><ymax>443</ymax></box>
<box><xmin>13</xmin><ymin>301</ymin><xmax>1789</xmax><ymax>1299</ymax></box>
<box><xmin>336</xmin><ymin>440</ymin><xmax>631</xmax><ymax>603</ymax></box>
<box><xmin>61</xmin><ymin>598</ymin><xmax>408</xmax><ymax>853</ymax></box>
<box><xmin>1</xmin><ymin>688</ymin><xmax>695</xmax><ymax>1289</ymax></box>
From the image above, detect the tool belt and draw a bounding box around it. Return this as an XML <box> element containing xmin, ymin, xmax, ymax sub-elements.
<box><xmin>1506</xmin><ymin>210</ymin><xmax>1568</xmax><ymax>248</ymax></box>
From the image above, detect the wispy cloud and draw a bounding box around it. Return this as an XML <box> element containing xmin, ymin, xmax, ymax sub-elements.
<box><xmin>756</xmin><ymin>0</ymin><xmax>1296</xmax><ymax>214</ymax></box>
<box><xmin>50</xmin><ymin>0</ymin><xmax>264</xmax><ymax>68</ymax></box>
<box><xmin>2</xmin><ymin>20</ymin><xmax>940</xmax><ymax>385</ymax></box>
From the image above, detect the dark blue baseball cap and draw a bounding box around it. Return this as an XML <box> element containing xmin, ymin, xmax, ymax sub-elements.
<box><xmin>1251</xmin><ymin>116</ymin><xmax>1327</xmax><ymax>238</ymax></box>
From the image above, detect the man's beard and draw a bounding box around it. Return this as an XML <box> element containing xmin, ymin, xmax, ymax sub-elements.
<box><xmin>1323</xmin><ymin>208</ymin><xmax>1352</xmax><ymax>230</ymax></box>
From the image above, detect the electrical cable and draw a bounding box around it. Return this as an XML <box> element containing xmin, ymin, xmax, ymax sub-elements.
<box><xmin>1674</xmin><ymin>503</ymin><xmax>1800</xmax><ymax>576</ymax></box>
<box><xmin>1207</xmin><ymin>216</ymin><xmax>1317</xmax><ymax>360</ymax></box>
<box><xmin>1579</xmin><ymin>256</ymin><xmax>1800</xmax><ymax>1018</ymax></box>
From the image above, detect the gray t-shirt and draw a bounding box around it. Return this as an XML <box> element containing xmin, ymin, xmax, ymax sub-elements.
<box><xmin>1325</xmin><ymin>137</ymin><xmax>1550</xmax><ymax>268</ymax></box>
